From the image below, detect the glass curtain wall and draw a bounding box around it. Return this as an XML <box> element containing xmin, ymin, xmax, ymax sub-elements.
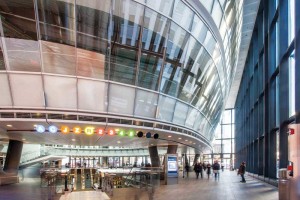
<box><xmin>203</xmin><ymin>109</ymin><xmax>235</xmax><ymax>169</ymax></box>
<box><xmin>235</xmin><ymin>0</ymin><xmax>299</xmax><ymax>185</ymax></box>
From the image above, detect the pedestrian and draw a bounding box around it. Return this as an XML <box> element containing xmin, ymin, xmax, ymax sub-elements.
<box><xmin>212</xmin><ymin>160</ymin><xmax>220</xmax><ymax>180</ymax></box>
<box><xmin>185</xmin><ymin>164</ymin><xmax>190</xmax><ymax>178</ymax></box>
<box><xmin>194</xmin><ymin>162</ymin><xmax>202</xmax><ymax>179</ymax></box>
<box><xmin>221</xmin><ymin>163</ymin><xmax>224</xmax><ymax>172</ymax></box>
<box><xmin>206</xmin><ymin>163</ymin><xmax>211</xmax><ymax>179</ymax></box>
<box><xmin>238</xmin><ymin>161</ymin><xmax>246</xmax><ymax>183</ymax></box>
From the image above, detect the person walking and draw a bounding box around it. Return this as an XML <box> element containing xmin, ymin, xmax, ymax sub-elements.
<box><xmin>238</xmin><ymin>161</ymin><xmax>246</xmax><ymax>183</ymax></box>
<box><xmin>194</xmin><ymin>162</ymin><xmax>202</xmax><ymax>179</ymax></box>
<box><xmin>206</xmin><ymin>163</ymin><xmax>211</xmax><ymax>179</ymax></box>
<box><xmin>185</xmin><ymin>164</ymin><xmax>190</xmax><ymax>178</ymax></box>
<box><xmin>212</xmin><ymin>160</ymin><xmax>220</xmax><ymax>180</ymax></box>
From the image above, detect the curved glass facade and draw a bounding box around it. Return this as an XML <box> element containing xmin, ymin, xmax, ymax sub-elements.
<box><xmin>0</xmin><ymin>0</ymin><xmax>242</xmax><ymax>144</ymax></box>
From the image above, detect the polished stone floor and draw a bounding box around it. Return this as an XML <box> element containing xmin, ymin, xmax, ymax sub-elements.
<box><xmin>0</xmin><ymin>170</ymin><xmax>278</xmax><ymax>200</ymax></box>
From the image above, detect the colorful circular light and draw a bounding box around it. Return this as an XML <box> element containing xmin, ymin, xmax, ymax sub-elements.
<box><xmin>48</xmin><ymin>125</ymin><xmax>58</xmax><ymax>133</ymax></box>
<box><xmin>36</xmin><ymin>125</ymin><xmax>46</xmax><ymax>133</ymax></box>
<box><xmin>61</xmin><ymin>126</ymin><xmax>70</xmax><ymax>134</ymax></box>
<box><xmin>97</xmin><ymin>128</ymin><xmax>104</xmax><ymax>135</ymax></box>
<box><xmin>72</xmin><ymin>126</ymin><xmax>82</xmax><ymax>134</ymax></box>
<box><xmin>128</xmin><ymin>131</ymin><xmax>134</xmax><ymax>137</ymax></box>
<box><xmin>84</xmin><ymin>127</ymin><xmax>95</xmax><ymax>135</ymax></box>
<box><xmin>108</xmin><ymin>130</ymin><xmax>114</xmax><ymax>135</ymax></box>
<box><xmin>119</xmin><ymin>131</ymin><xmax>125</xmax><ymax>136</ymax></box>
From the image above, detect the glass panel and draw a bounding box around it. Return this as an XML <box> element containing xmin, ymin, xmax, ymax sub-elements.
<box><xmin>77</xmin><ymin>79</ymin><xmax>107</xmax><ymax>112</ymax></box>
<box><xmin>185</xmin><ymin>108</ymin><xmax>199</xmax><ymax>128</ymax></box>
<box><xmin>76</xmin><ymin>0</ymin><xmax>110</xmax><ymax>79</ymax></box>
<box><xmin>142</xmin><ymin>8</ymin><xmax>168</xmax><ymax>54</ymax></box>
<box><xmin>9</xmin><ymin>74</ymin><xmax>44</xmax><ymax>107</ymax></box>
<box><xmin>289</xmin><ymin>51</ymin><xmax>295</xmax><ymax>116</ymax></box>
<box><xmin>41</xmin><ymin>41</ymin><xmax>76</xmax><ymax>75</ymax></box>
<box><xmin>222</xmin><ymin>110</ymin><xmax>231</xmax><ymax>124</ymax></box>
<box><xmin>38</xmin><ymin>0</ymin><xmax>75</xmax><ymax>30</ymax></box>
<box><xmin>1</xmin><ymin>14</ymin><xmax>40</xmax><ymax>72</ymax></box>
<box><xmin>157</xmin><ymin>95</ymin><xmax>176</xmax><ymax>122</ymax></box>
<box><xmin>138</xmin><ymin>53</ymin><xmax>162</xmax><ymax>90</ymax></box>
<box><xmin>134</xmin><ymin>89</ymin><xmax>158</xmax><ymax>118</ymax></box>
<box><xmin>288</xmin><ymin>0</ymin><xmax>295</xmax><ymax>44</ymax></box>
<box><xmin>203</xmin><ymin>31</ymin><xmax>216</xmax><ymax>56</ymax></box>
<box><xmin>0</xmin><ymin>39</ymin><xmax>5</xmax><ymax>70</ymax></box>
<box><xmin>166</xmin><ymin>22</ymin><xmax>189</xmax><ymax>60</ymax></box>
<box><xmin>211</xmin><ymin>1</ymin><xmax>223</xmax><ymax>28</ymax></box>
<box><xmin>111</xmin><ymin>0</ymin><xmax>143</xmax><ymax>47</ymax></box>
<box><xmin>222</xmin><ymin>124</ymin><xmax>231</xmax><ymax>138</ymax></box>
<box><xmin>146</xmin><ymin>0</ymin><xmax>174</xmax><ymax>17</ymax></box>
<box><xmin>108</xmin><ymin>84</ymin><xmax>135</xmax><ymax>115</ymax></box>
<box><xmin>222</xmin><ymin>139</ymin><xmax>232</xmax><ymax>153</ymax></box>
<box><xmin>172</xmin><ymin>0</ymin><xmax>193</xmax><ymax>31</ymax></box>
<box><xmin>200</xmin><ymin>0</ymin><xmax>213</xmax><ymax>13</ymax></box>
<box><xmin>43</xmin><ymin>75</ymin><xmax>77</xmax><ymax>109</ymax></box>
<box><xmin>110</xmin><ymin>46</ymin><xmax>137</xmax><ymax>85</ymax></box>
<box><xmin>173</xmin><ymin>101</ymin><xmax>188</xmax><ymax>125</ymax></box>
<box><xmin>77</xmin><ymin>48</ymin><xmax>106</xmax><ymax>79</ymax></box>
<box><xmin>0</xmin><ymin>74</ymin><xmax>12</xmax><ymax>106</ymax></box>
<box><xmin>191</xmin><ymin>16</ymin><xmax>208</xmax><ymax>44</ymax></box>
<box><xmin>160</xmin><ymin>62</ymin><xmax>182</xmax><ymax>97</ymax></box>
<box><xmin>0</xmin><ymin>0</ymin><xmax>35</xmax><ymax>19</ymax></box>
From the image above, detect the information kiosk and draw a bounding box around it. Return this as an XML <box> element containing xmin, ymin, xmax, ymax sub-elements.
<box><xmin>164</xmin><ymin>154</ymin><xmax>178</xmax><ymax>185</ymax></box>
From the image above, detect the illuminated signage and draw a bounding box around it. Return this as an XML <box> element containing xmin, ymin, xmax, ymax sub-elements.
<box><xmin>108</xmin><ymin>129</ymin><xmax>114</xmax><ymax>135</ymax></box>
<box><xmin>61</xmin><ymin>126</ymin><xmax>70</xmax><ymax>134</ymax></box>
<box><xmin>84</xmin><ymin>127</ymin><xmax>95</xmax><ymax>135</ymax></box>
<box><xmin>36</xmin><ymin>125</ymin><xmax>46</xmax><ymax>133</ymax></box>
<box><xmin>73</xmin><ymin>126</ymin><xmax>82</xmax><ymax>134</ymax></box>
<box><xmin>48</xmin><ymin>125</ymin><xmax>58</xmax><ymax>133</ymax></box>
<box><xmin>97</xmin><ymin>128</ymin><xmax>104</xmax><ymax>135</ymax></box>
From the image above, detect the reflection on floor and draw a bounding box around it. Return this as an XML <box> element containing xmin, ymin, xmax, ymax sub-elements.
<box><xmin>0</xmin><ymin>170</ymin><xmax>278</xmax><ymax>200</ymax></box>
<box><xmin>60</xmin><ymin>191</ymin><xmax>110</xmax><ymax>200</ymax></box>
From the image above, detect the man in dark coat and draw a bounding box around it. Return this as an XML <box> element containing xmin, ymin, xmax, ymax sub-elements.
<box><xmin>194</xmin><ymin>162</ymin><xmax>203</xmax><ymax>179</ymax></box>
<box><xmin>238</xmin><ymin>161</ymin><xmax>246</xmax><ymax>183</ymax></box>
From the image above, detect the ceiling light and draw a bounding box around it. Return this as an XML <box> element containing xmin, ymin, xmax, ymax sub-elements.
<box><xmin>168</xmin><ymin>135</ymin><xmax>172</xmax><ymax>138</ymax></box>
<box><xmin>6</xmin><ymin>124</ymin><xmax>12</xmax><ymax>127</ymax></box>
<box><xmin>71</xmin><ymin>139</ymin><xmax>76</xmax><ymax>142</ymax></box>
<box><xmin>22</xmin><ymin>138</ymin><xmax>26</xmax><ymax>141</ymax></box>
<box><xmin>185</xmin><ymin>140</ymin><xmax>188</xmax><ymax>141</ymax></box>
<box><xmin>178</xmin><ymin>138</ymin><xmax>182</xmax><ymax>140</ymax></box>
<box><xmin>117</xmin><ymin>141</ymin><xmax>121</xmax><ymax>144</ymax></box>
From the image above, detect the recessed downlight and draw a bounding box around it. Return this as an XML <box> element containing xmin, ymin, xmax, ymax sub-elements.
<box><xmin>168</xmin><ymin>135</ymin><xmax>172</xmax><ymax>138</ymax></box>
<box><xmin>6</xmin><ymin>124</ymin><xmax>12</xmax><ymax>127</ymax></box>
<box><xmin>71</xmin><ymin>139</ymin><xmax>76</xmax><ymax>142</ymax></box>
<box><xmin>178</xmin><ymin>138</ymin><xmax>182</xmax><ymax>140</ymax></box>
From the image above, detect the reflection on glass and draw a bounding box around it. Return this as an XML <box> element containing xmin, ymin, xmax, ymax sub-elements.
<box><xmin>38</xmin><ymin>0</ymin><xmax>75</xmax><ymax>30</ymax></box>
<box><xmin>1</xmin><ymin>14</ymin><xmax>40</xmax><ymax>72</ymax></box>
<box><xmin>0</xmin><ymin>0</ymin><xmax>35</xmax><ymax>19</ymax></box>
<box><xmin>112</xmin><ymin>0</ymin><xmax>143</xmax><ymax>47</ymax></box>
<box><xmin>138</xmin><ymin>53</ymin><xmax>162</xmax><ymax>90</ymax></box>
<box><xmin>160</xmin><ymin>62</ymin><xmax>182</xmax><ymax>97</ymax></box>
<box><xmin>142</xmin><ymin>8</ymin><xmax>168</xmax><ymax>53</ymax></box>
<box><xmin>289</xmin><ymin>51</ymin><xmax>295</xmax><ymax>116</ymax></box>
<box><xmin>191</xmin><ymin>16</ymin><xmax>208</xmax><ymax>44</ymax></box>
<box><xmin>76</xmin><ymin>0</ymin><xmax>110</xmax><ymax>54</ymax></box>
<box><xmin>110</xmin><ymin>46</ymin><xmax>137</xmax><ymax>85</ymax></box>
<box><xmin>41</xmin><ymin>41</ymin><xmax>76</xmax><ymax>75</ymax></box>
<box><xmin>172</xmin><ymin>0</ymin><xmax>193</xmax><ymax>31</ymax></box>
<box><xmin>288</xmin><ymin>0</ymin><xmax>295</xmax><ymax>44</ymax></box>
<box><xmin>173</xmin><ymin>101</ymin><xmax>188</xmax><ymax>125</ymax></box>
<box><xmin>200</xmin><ymin>0</ymin><xmax>213</xmax><ymax>13</ymax></box>
<box><xmin>157</xmin><ymin>95</ymin><xmax>176</xmax><ymax>122</ymax></box>
<box><xmin>77</xmin><ymin>49</ymin><xmax>105</xmax><ymax>79</ymax></box>
<box><xmin>134</xmin><ymin>89</ymin><xmax>158</xmax><ymax>118</ymax></box>
<box><xmin>146</xmin><ymin>0</ymin><xmax>174</xmax><ymax>16</ymax></box>
<box><xmin>222</xmin><ymin>109</ymin><xmax>231</xmax><ymax>124</ymax></box>
<box><xmin>185</xmin><ymin>108</ymin><xmax>199</xmax><ymax>128</ymax></box>
<box><xmin>211</xmin><ymin>1</ymin><xmax>223</xmax><ymax>28</ymax></box>
<box><xmin>166</xmin><ymin>22</ymin><xmax>189</xmax><ymax>60</ymax></box>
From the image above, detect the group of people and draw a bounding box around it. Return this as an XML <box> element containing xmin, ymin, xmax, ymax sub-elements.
<box><xmin>185</xmin><ymin>160</ymin><xmax>222</xmax><ymax>180</ymax></box>
<box><xmin>185</xmin><ymin>160</ymin><xmax>247</xmax><ymax>183</ymax></box>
